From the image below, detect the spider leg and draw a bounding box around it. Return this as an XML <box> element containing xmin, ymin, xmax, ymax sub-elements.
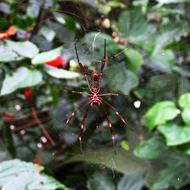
<box><xmin>74</xmin><ymin>43</ymin><xmax>85</xmax><ymax>72</ymax></box>
<box><xmin>74</xmin><ymin>43</ymin><xmax>93</xmax><ymax>92</ymax></box>
<box><xmin>63</xmin><ymin>87</ymin><xmax>89</xmax><ymax>95</ymax></box>
<box><xmin>100</xmin><ymin>39</ymin><xmax>108</xmax><ymax>77</ymax></box>
<box><xmin>102</xmin><ymin>99</ymin><xmax>127</xmax><ymax>126</ymax></box>
<box><xmin>99</xmin><ymin>92</ymin><xmax>127</xmax><ymax>97</ymax></box>
<box><xmin>79</xmin><ymin>105</ymin><xmax>90</xmax><ymax>152</ymax></box>
<box><xmin>65</xmin><ymin>100</ymin><xmax>89</xmax><ymax>126</ymax></box>
<box><xmin>100</xmin><ymin>93</ymin><xmax>119</xmax><ymax>97</ymax></box>
<box><xmin>101</xmin><ymin>104</ymin><xmax>115</xmax><ymax>146</ymax></box>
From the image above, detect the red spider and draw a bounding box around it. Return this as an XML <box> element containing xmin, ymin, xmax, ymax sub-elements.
<box><xmin>64</xmin><ymin>40</ymin><xmax>127</xmax><ymax>145</ymax></box>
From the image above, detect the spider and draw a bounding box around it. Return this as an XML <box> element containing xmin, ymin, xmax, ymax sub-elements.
<box><xmin>64</xmin><ymin>40</ymin><xmax>127</xmax><ymax>146</ymax></box>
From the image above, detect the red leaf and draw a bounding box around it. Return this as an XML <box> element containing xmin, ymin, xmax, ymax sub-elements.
<box><xmin>24</xmin><ymin>87</ymin><xmax>32</xmax><ymax>100</ymax></box>
<box><xmin>45</xmin><ymin>55</ymin><xmax>66</xmax><ymax>67</ymax></box>
<box><xmin>34</xmin><ymin>154</ymin><xmax>42</xmax><ymax>165</ymax></box>
<box><xmin>6</xmin><ymin>26</ymin><xmax>16</xmax><ymax>36</ymax></box>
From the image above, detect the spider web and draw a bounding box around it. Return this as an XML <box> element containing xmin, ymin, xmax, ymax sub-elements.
<box><xmin>1</xmin><ymin>1</ymin><xmax>189</xmax><ymax>188</ymax></box>
<box><xmin>1</xmin><ymin>0</ymin><xmax>188</xmax><ymax>151</ymax></box>
<box><xmin>0</xmin><ymin>4</ymin><xmax>141</xmax><ymax>182</ymax></box>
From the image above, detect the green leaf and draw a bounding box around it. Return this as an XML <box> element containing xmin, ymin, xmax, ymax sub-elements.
<box><xmin>145</xmin><ymin>101</ymin><xmax>179</xmax><ymax>130</ymax></box>
<box><xmin>146</xmin><ymin>74</ymin><xmax>176</xmax><ymax>99</ymax></box>
<box><xmin>87</xmin><ymin>172</ymin><xmax>115</xmax><ymax>190</ymax></box>
<box><xmin>6</xmin><ymin>40</ymin><xmax>39</xmax><ymax>58</ymax></box>
<box><xmin>153</xmin><ymin>31</ymin><xmax>179</xmax><ymax>55</ymax></box>
<box><xmin>0</xmin><ymin>159</ymin><xmax>65</xmax><ymax>190</ymax></box>
<box><xmin>150</xmin><ymin>50</ymin><xmax>176</xmax><ymax>72</ymax></box>
<box><xmin>157</xmin><ymin>0</ymin><xmax>190</xmax><ymax>5</ymax></box>
<box><xmin>119</xmin><ymin>10</ymin><xmax>148</xmax><ymax>38</ymax></box>
<box><xmin>107</xmin><ymin>65</ymin><xmax>139</xmax><ymax>94</ymax></box>
<box><xmin>54</xmin><ymin>13</ymin><xmax>79</xmax><ymax>32</ymax></box>
<box><xmin>0</xmin><ymin>45</ymin><xmax>21</xmax><ymax>62</ymax></box>
<box><xmin>181</xmin><ymin>108</ymin><xmax>190</xmax><ymax>125</ymax></box>
<box><xmin>178</xmin><ymin>92</ymin><xmax>190</xmax><ymax>108</ymax></box>
<box><xmin>1</xmin><ymin>67</ymin><xmax>43</xmax><ymax>95</ymax></box>
<box><xmin>134</xmin><ymin>137</ymin><xmax>168</xmax><ymax>159</ymax></box>
<box><xmin>39</xmin><ymin>26</ymin><xmax>56</xmax><ymax>42</ymax></box>
<box><xmin>151</xmin><ymin>163</ymin><xmax>189</xmax><ymax>190</ymax></box>
<box><xmin>117</xmin><ymin>171</ymin><xmax>144</xmax><ymax>190</ymax></box>
<box><xmin>81</xmin><ymin>32</ymin><xmax>120</xmax><ymax>55</ymax></box>
<box><xmin>66</xmin><ymin>148</ymin><xmax>148</xmax><ymax>174</ymax></box>
<box><xmin>158</xmin><ymin>124</ymin><xmax>190</xmax><ymax>146</ymax></box>
<box><xmin>124</xmin><ymin>48</ymin><xmax>144</xmax><ymax>73</ymax></box>
<box><xmin>0</xmin><ymin>40</ymin><xmax>39</xmax><ymax>62</ymax></box>
<box><xmin>45</xmin><ymin>66</ymin><xmax>80</xmax><ymax>79</ymax></box>
<box><xmin>32</xmin><ymin>46</ymin><xmax>63</xmax><ymax>65</ymax></box>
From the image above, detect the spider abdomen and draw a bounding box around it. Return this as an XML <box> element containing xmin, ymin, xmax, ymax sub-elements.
<box><xmin>92</xmin><ymin>71</ymin><xmax>99</xmax><ymax>81</ymax></box>
<box><xmin>89</xmin><ymin>94</ymin><xmax>102</xmax><ymax>106</ymax></box>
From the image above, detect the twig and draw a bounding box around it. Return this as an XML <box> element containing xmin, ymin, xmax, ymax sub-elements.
<box><xmin>31</xmin><ymin>107</ymin><xmax>56</xmax><ymax>146</ymax></box>
<box><xmin>30</xmin><ymin>0</ymin><xmax>48</xmax><ymax>38</ymax></box>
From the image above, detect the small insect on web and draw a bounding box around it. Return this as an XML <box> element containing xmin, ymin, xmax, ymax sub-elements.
<box><xmin>64</xmin><ymin>39</ymin><xmax>128</xmax><ymax>148</ymax></box>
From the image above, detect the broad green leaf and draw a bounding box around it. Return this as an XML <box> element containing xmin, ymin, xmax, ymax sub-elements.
<box><xmin>81</xmin><ymin>32</ymin><xmax>120</xmax><ymax>55</ymax></box>
<box><xmin>98</xmin><ymin>1</ymin><xmax>125</xmax><ymax>14</ymax></box>
<box><xmin>134</xmin><ymin>137</ymin><xmax>168</xmax><ymax>159</ymax></box>
<box><xmin>151</xmin><ymin>21</ymin><xmax>190</xmax><ymax>56</ymax></box>
<box><xmin>26</xmin><ymin>0</ymin><xmax>40</xmax><ymax>18</ymax></box>
<box><xmin>157</xmin><ymin>0</ymin><xmax>190</xmax><ymax>5</ymax></box>
<box><xmin>117</xmin><ymin>171</ymin><xmax>144</xmax><ymax>190</ymax></box>
<box><xmin>45</xmin><ymin>66</ymin><xmax>80</xmax><ymax>79</ymax></box>
<box><xmin>178</xmin><ymin>92</ymin><xmax>190</xmax><ymax>108</ymax></box>
<box><xmin>147</xmin><ymin>74</ymin><xmax>176</xmax><ymax>98</ymax></box>
<box><xmin>181</xmin><ymin>108</ymin><xmax>190</xmax><ymax>125</ymax></box>
<box><xmin>151</xmin><ymin>163</ymin><xmax>189</xmax><ymax>190</ymax></box>
<box><xmin>133</xmin><ymin>0</ymin><xmax>148</xmax><ymax>13</ymax></box>
<box><xmin>0</xmin><ymin>40</ymin><xmax>39</xmax><ymax>62</ymax></box>
<box><xmin>39</xmin><ymin>26</ymin><xmax>56</xmax><ymax>42</ymax></box>
<box><xmin>0</xmin><ymin>46</ymin><xmax>21</xmax><ymax>62</ymax></box>
<box><xmin>120</xmin><ymin>140</ymin><xmax>130</xmax><ymax>151</ymax></box>
<box><xmin>87</xmin><ymin>172</ymin><xmax>115</xmax><ymax>190</ymax></box>
<box><xmin>158</xmin><ymin>124</ymin><xmax>190</xmax><ymax>146</ymax></box>
<box><xmin>124</xmin><ymin>48</ymin><xmax>144</xmax><ymax>73</ymax></box>
<box><xmin>54</xmin><ymin>13</ymin><xmax>80</xmax><ymax>31</ymax></box>
<box><xmin>32</xmin><ymin>46</ymin><xmax>63</xmax><ymax>65</ymax></box>
<box><xmin>119</xmin><ymin>10</ymin><xmax>148</xmax><ymax>38</ymax></box>
<box><xmin>153</xmin><ymin>31</ymin><xmax>180</xmax><ymax>55</ymax></box>
<box><xmin>1</xmin><ymin>67</ymin><xmax>42</xmax><ymax>95</ymax></box>
<box><xmin>135</xmin><ymin>74</ymin><xmax>178</xmax><ymax>102</ymax></box>
<box><xmin>145</xmin><ymin>101</ymin><xmax>178</xmax><ymax>130</ymax></box>
<box><xmin>0</xmin><ymin>159</ymin><xmax>65</xmax><ymax>190</ymax></box>
<box><xmin>150</xmin><ymin>50</ymin><xmax>176</xmax><ymax>72</ymax></box>
<box><xmin>66</xmin><ymin>148</ymin><xmax>149</xmax><ymax>174</ymax></box>
<box><xmin>6</xmin><ymin>40</ymin><xmax>39</xmax><ymax>58</ymax></box>
<box><xmin>107</xmin><ymin>65</ymin><xmax>139</xmax><ymax>94</ymax></box>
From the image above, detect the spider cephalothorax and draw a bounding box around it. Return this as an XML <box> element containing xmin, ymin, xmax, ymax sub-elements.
<box><xmin>64</xmin><ymin>40</ymin><xmax>127</xmax><ymax>145</ymax></box>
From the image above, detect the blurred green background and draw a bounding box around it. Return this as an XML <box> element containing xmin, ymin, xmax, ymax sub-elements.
<box><xmin>1</xmin><ymin>0</ymin><xmax>190</xmax><ymax>189</ymax></box>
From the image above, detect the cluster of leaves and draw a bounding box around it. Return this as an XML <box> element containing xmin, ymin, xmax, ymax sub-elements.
<box><xmin>135</xmin><ymin>93</ymin><xmax>190</xmax><ymax>189</ymax></box>
<box><xmin>1</xmin><ymin>0</ymin><xmax>190</xmax><ymax>189</ymax></box>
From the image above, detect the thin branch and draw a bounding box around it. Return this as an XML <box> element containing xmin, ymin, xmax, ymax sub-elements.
<box><xmin>31</xmin><ymin>107</ymin><xmax>55</xmax><ymax>146</ymax></box>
